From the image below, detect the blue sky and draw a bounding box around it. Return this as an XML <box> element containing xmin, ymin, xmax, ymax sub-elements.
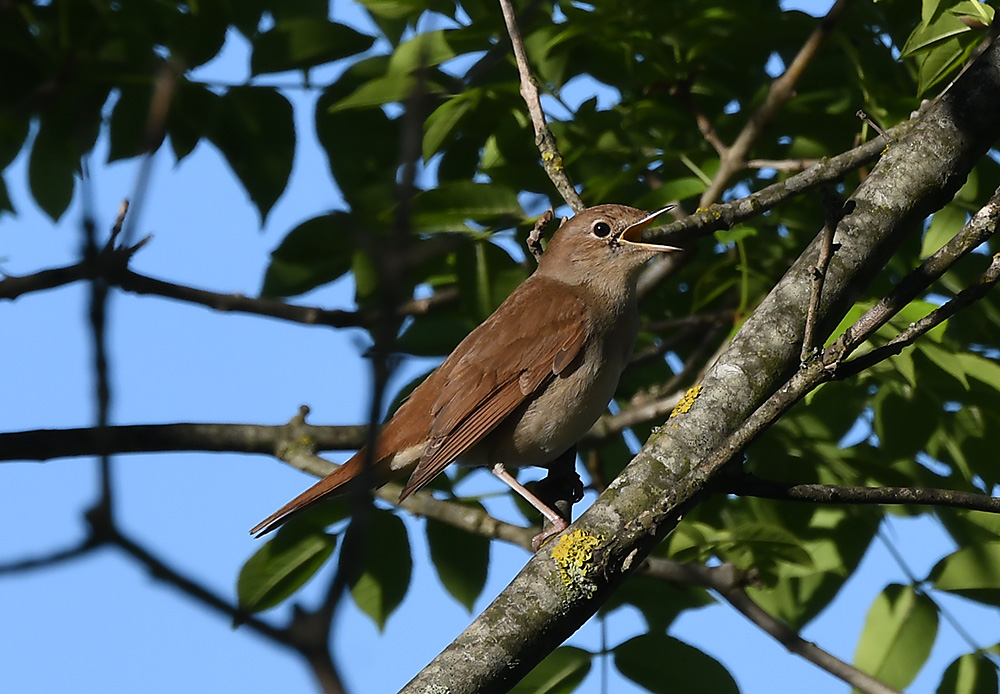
<box><xmin>2</xmin><ymin>1</ymin><xmax>997</xmax><ymax>692</ymax></box>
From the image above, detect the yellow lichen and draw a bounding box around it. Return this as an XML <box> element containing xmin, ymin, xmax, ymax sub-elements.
<box><xmin>551</xmin><ymin>530</ymin><xmax>604</xmax><ymax>596</ymax></box>
<box><xmin>669</xmin><ymin>385</ymin><xmax>702</xmax><ymax>418</ymax></box>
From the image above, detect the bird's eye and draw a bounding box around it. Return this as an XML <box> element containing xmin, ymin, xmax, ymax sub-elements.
<box><xmin>592</xmin><ymin>221</ymin><xmax>612</xmax><ymax>238</ymax></box>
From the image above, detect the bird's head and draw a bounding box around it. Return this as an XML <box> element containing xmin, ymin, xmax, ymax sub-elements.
<box><xmin>537</xmin><ymin>204</ymin><xmax>680</xmax><ymax>291</ymax></box>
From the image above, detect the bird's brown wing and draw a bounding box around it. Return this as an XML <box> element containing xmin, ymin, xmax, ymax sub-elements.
<box><xmin>398</xmin><ymin>277</ymin><xmax>588</xmax><ymax>499</ymax></box>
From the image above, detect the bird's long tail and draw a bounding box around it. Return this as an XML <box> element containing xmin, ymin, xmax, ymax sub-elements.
<box><xmin>250</xmin><ymin>448</ymin><xmax>380</xmax><ymax>537</ymax></box>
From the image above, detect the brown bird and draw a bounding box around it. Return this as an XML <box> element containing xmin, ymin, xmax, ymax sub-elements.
<box><xmin>251</xmin><ymin>204</ymin><xmax>679</xmax><ymax>543</ymax></box>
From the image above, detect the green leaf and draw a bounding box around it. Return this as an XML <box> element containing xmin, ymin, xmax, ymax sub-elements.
<box><xmin>854</xmin><ymin>584</ymin><xmax>939</xmax><ymax>689</ymax></box>
<box><xmin>603</xmin><ymin>572</ymin><xmax>714</xmax><ymax>632</ymax></box>
<box><xmin>615</xmin><ymin>634</ymin><xmax>738</xmax><ymax>694</ymax></box>
<box><xmin>510</xmin><ymin>647</ymin><xmax>592</xmax><ymax>694</ymax></box>
<box><xmin>901</xmin><ymin>11</ymin><xmax>971</xmax><ymax>57</ymax></box>
<box><xmin>349</xmin><ymin>510</ymin><xmax>412</xmax><ymax>629</ymax></box>
<box><xmin>922</xmin><ymin>204</ymin><xmax>968</xmax><ymax>258</ymax></box>
<box><xmin>916</xmin><ymin>38</ymin><xmax>971</xmax><ymax>95</ymax></box>
<box><xmin>411</xmin><ymin>181</ymin><xmax>522</xmax><ymax>232</ymax></box>
<box><xmin>426</xmin><ymin>509</ymin><xmax>490</xmax><ymax>611</ymax></box>
<box><xmin>714</xmin><ymin>225</ymin><xmax>758</xmax><ymax>245</ymax></box>
<box><xmin>937</xmin><ymin>652</ymin><xmax>999</xmax><ymax>694</ymax></box>
<box><xmin>237</xmin><ymin>529</ymin><xmax>337</xmax><ymax>613</ymax></box>
<box><xmin>955</xmin><ymin>353</ymin><xmax>1000</xmax><ymax>390</ymax></box>
<box><xmin>209</xmin><ymin>87</ymin><xmax>294</xmax><ymax>223</ymax></box>
<box><xmin>930</xmin><ymin>540</ymin><xmax>1000</xmax><ymax>605</ymax></box>
<box><xmin>423</xmin><ymin>92</ymin><xmax>477</xmax><ymax>161</ymax></box>
<box><xmin>261</xmin><ymin>212</ymin><xmax>358</xmax><ymax>297</ymax></box>
<box><xmin>331</xmin><ymin>73</ymin><xmax>419</xmax><ymax>111</ymax></box>
<box><xmin>388</xmin><ymin>30</ymin><xmax>460</xmax><ymax>74</ymax></box>
<box><xmin>251</xmin><ymin>19</ymin><xmax>374</xmax><ymax>75</ymax></box>
<box><xmin>317</xmin><ymin>83</ymin><xmax>400</xmax><ymax>209</ymax></box>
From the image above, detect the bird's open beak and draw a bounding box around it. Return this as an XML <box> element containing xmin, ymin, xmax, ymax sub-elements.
<box><xmin>620</xmin><ymin>205</ymin><xmax>681</xmax><ymax>251</ymax></box>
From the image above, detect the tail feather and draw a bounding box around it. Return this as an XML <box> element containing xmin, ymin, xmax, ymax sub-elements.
<box><xmin>251</xmin><ymin>449</ymin><xmax>375</xmax><ymax>537</ymax></box>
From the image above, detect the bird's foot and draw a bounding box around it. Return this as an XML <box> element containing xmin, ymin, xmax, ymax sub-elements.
<box><xmin>531</xmin><ymin>517</ymin><xmax>569</xmax><ymax>552</ymax></box>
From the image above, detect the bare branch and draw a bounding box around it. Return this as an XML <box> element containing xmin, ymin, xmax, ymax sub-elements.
<box><xmin>728</xmin><ymin>475</ymin><xmax>1000</xmax><ymax>515</ymax></box>
<box><xmin>0</xmin><ymin>258</ymin><xmax>460</xmax><ymax>329</ymax></box>
<box><xmin>498</xmin><ymin>0</ymin><xmax>584</xmax><ymax>211</ymax></box>
<box><xmin>642</xmin><ymin>123</ymin><xmax>897</xmax><ymax>246</ymax></box>
<box><xmin>642</xmin><ymin>560</ymin><xmax>901</xmax><ymax>694</ymax></box>
<box><xmin>838</xmin><ymin>249</ymin><xmax>1000</xmax><ymax>378</ymax></box>
<box><xmin>828</xmin><ymin>186</ymin><xmax>1000</xmax><ymax>365</ymax></box>
<box><xmin>700</xmin><ymin>0</ymin><xmax>853</xmax><ymax>206</ymax></box>
<box><xmin>801</xmin><ymin>190</ymin><xmax>845</xmax><ymax>363</ymax></box>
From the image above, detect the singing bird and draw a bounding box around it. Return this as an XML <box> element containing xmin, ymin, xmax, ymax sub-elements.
<box><xmin>252</xmin><ymin>204</ymin><xmax>679</xmax><ymax>543</ymax></box>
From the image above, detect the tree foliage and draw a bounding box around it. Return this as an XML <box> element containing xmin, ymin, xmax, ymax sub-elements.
<box><xmin>3</xmin><ymin>0</ymin><xmax>1000</xmax><ymax>692</ymax></box>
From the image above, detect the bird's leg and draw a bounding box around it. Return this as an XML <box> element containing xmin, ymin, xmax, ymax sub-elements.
<box><xmin>490</xmin><ymin>462</ymin><xmax>568</xmax><ymax>551</ymax></box>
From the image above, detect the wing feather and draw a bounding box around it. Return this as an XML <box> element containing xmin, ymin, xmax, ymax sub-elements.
<box><xmin>398</xmin><ymin>277</ymin><xmax>589</xmax><ymax>499</ymax></box>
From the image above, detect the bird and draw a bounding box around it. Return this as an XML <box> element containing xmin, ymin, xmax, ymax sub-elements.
<box><xmin>252</xmin><ymin>204</ymin><xmax>679</xmax><ymax>545</ymax></box>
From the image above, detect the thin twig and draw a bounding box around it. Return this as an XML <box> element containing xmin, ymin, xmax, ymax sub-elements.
<box><xmin>745</xmin><ymin>158</ymin><xmax>821</xmax><ymax>171</ymax></box>
<box><xmin>497</xmin><ymin>0</ymin><xmax>584</xmax><ymax>211</ymax></box>
<box><xmin>801</xmin><ymin>190</ymin><xmax>843</xmax><ymax>363</ymax></box>
<box><xmin>728</xmin><ymin>474</ymin><xmax>1000</xmax><ymax>514</ymax></box>
<box><xmin>838</xmin><ymin>251</ymin><xmax>1000</xmax><ymax>379</ymax></box>
<box><xmin>856</xmin><ymin>110</ymin><xmax>889</xmax><ymax>141</ymax></box>
<box><xmin>527</xmin><ymin>208</ymin><xmax>556</xmax><ymax>263</ymax></box>
<box><xmin>0</xmin><ymin>259</ymin><xmax>460</xmax><ymax>328</ymax></box>
<box><xmin>827</xmin><ymin>187</ymin><xmax>1000</xmax><ymax>365</ymax></box>
<box><xmin>642</xmin><ymin>560</ymin><xmax>900</xmax><ymax>694</ymax></box>
<box><xmin>700</xmin><ymin>0</ymin><xmax>853</xmax><ymax>207</ymax></box>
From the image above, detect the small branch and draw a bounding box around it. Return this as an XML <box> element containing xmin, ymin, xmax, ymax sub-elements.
<box><xmin>727</xmin><ymin>474</ymin><xmax>1000</xmax><ymax>514</ymax></box>
<box><xmin>828</xmin><ymin>187</ymin><xmax>1000</xmax><ymax>364</ymax></box>
<box><xmin>498</xmin><ymin>0</ymin><xmax>584</xmax><ymax>211</ymax></box>
<box><xmin>527</xmin><ymin>209</ymin><xmax>556</xmax><ymax>263</ymax></box>
<box><xmin>642</xmin><ymin>560</ymin><xmax>901</xmax><ymax>694</ymax></box>
<box><xmin>700</xmin><ymin>0</ymin><xmax>853</xmax><ymax>206</ymax></box>
<box><xmin>801</xmin><ymin>191</ymin><xmax>844</xmax><ymax>363</ymax></box>
<box><xmin>643</xmin><ymin>124</ymin><xmax>897</xmax><ymax>247</ymax></box>
<box><xmin>856</xmin><ymin>109</ymin><xmax>889</xmax><ymax>141</ymax></box>
<box><xmin>745</xmin><ymin>158</ymin><xmax>821</xmax><ymax>171</ymax></box>
<box><xmin>837</xmin><ymin>250</ymin><xmax>1000</xmax><ymax>379</ymax></box>
<box><xmin>0</xmin><ymin>540</ymin><xmax>95</xmax><ymax>575</ymax></box>
<box><xmin>0</xmin><ymin>258</ymin><xmax>460</xmax><ymax>328</ymax></box>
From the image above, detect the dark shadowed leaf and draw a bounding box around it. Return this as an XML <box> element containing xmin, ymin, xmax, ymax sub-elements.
<box><xmin>426</xmin><ymin>508</ymin><xmax>490</xmax><ymax>611</ymax></box>
<box><xmin>262</xmin><ymin>212</ymin><xmax>358</xmax><ymax>297</ymax></box>
<box><xmin>28</xmin><ymin>123</ymin><xmax>76</xmax><ymax>222</ymax></box>
<box><xmin>349</xmin><ymin>509</ymin><xmax>412</xmax><ymax>629</ymax></box>
<box><xmin>615</xmin><ymin>633</ymin><xmax>738</xmax><ymax>694</ymax></box>
<box><xmin>251</xmin><ymin>19</ymin><xmax>374</xmax><ymax>75</ymax></box>
<box><xmin>936</xmin><ymin>651</ymin><xmax>999</xmax><ymax>694</ymax></box>
<box><xmin>209</xmin><ymin>87</ymin><xmax>294</xmax><ymax>223</ymax></box>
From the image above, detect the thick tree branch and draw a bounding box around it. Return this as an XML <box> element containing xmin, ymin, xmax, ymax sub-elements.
<box><xmin>0</xmin><ymin>420</ymin><xmax>367</xmax><ymax>462</ymax></box>
<box><xmin>400</xmin><ymin>35</ymin><xmax>1000</xmax><ymax>694</ymax></box>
